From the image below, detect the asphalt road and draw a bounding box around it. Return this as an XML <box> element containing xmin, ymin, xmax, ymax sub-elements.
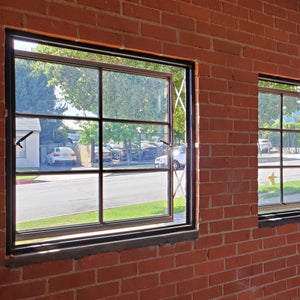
<box><xmin>16</xmin><ymin>170</ymin><xmax>186</xmax><ymax>222</ymax></box>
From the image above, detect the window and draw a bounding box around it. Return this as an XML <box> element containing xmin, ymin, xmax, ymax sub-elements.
<box><xmin>6</xmin><ymin>31</ymin><xmax>195</xmax><ymax>256</ymax></box>
<box><xmin>258</xmin><ymin>75</ymin><xmax>300</xmax><ymax>225</ymax></box>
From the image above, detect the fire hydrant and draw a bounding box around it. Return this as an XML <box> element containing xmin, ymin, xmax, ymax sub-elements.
<box><xmin>267</xmin><ymin>172</ymin><xmax>276</xmax><ymax>186</ymax></box>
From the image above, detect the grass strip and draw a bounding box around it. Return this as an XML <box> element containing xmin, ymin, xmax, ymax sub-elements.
<box><xmin>17</xmin><ymin>197</ymin><xmax>186</xmax><ymax>231</ymax></box>
<box><xmin>258</xmin><ymin>181</ymin><xmax>300</xmax><ymax>199</ymax></box>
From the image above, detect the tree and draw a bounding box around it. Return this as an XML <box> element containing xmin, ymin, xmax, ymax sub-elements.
<box><xmin>15</xmin><ymin>59</ymin><xmax>67</xmax><ymax>144</ymax></box>
<box><xmin>31</xmin><ymin>45</ymin><xmax>187</xmax><ymax>160</ymax></box>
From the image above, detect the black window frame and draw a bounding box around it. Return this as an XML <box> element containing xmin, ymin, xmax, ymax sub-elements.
<box><xmin>258</xmin><ymin>74</ymin><xmax>300</xmax><ymax>227</ymax></box>
<box><xmin>5</xmin><ymin>30</ymin><xmax>196</xmax><ymax>258</ymax></box>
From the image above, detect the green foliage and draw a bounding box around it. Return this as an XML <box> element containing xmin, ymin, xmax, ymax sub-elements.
<box><xmin>15</xmin><ymin>59</ymin><xmax>68</xmax><ymax>144</ymax></box>
<box><xmin>259</xmin><ymin>181</ymin><xmax>300</xmax><ymax>199</ymax></box>
<box><xmin>32</xmin><ymin>44</ymin><xmax>187</xmax><ymax>149</ymax></box>
<box><xmin>16</xmin><ymin>197</ymin><xmax>185</xmax><ymax>231</ymax></box>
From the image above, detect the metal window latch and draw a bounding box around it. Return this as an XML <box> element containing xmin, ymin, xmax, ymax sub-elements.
<box><xmin>15</xmin><ymin>131</ymin><xmax>33</xmax><ymax>148</ymax></box>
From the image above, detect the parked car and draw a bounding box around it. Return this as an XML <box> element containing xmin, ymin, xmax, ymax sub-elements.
<box><xmin>94</xmin><ymin>146</ymin><xmax>113</xmax><ymax>163</ymax></box>
<box><xmin>47</xmin><ymin>147</ymin><xmax>77</xmax><ymax>165</ymax></box>
<box><xmin>102</xmin><ymin>147</ymin><xmax>112</xmax><ymax>162</ymax></box>
<box><xmin>105</xmin><ymin>144</ymin><xmax>122</xmax><ymax>160</ymax></box>
<box><xmin>155</xmin><ymin>145</ymin><xmax>186</xmax><ymax>170</ymax></box>
<box><xmin>258</xmin><ymin>139</ymin><xmax>272</xmax><ymax>153</ymax></box>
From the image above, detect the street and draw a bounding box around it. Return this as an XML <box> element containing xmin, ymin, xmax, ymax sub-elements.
<box><xmin>16</xmin><ymin>170</ymin><xmax>186</xmax><ymax>222</ymax></box>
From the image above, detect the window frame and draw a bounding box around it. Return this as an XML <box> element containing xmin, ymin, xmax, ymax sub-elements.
<box><xmin>258</xmin><ymin>74</ymin><xmax>300</xmax><ymax>227</ymax></box>
<box><xmin>5</xmin><ymin>30</ymin><xmax>197</xmax><ymax>258</ymax></box>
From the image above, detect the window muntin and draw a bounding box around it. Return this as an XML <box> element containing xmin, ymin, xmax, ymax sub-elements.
<box><xmin>6</xmin><ymin>33</ymin><xmax>194</xmax><ymax>254</ymax></box>
<box><xmin>258</xmin><ymin>78</ymin><xmax>300</xmax><ymax>214</ymax></box>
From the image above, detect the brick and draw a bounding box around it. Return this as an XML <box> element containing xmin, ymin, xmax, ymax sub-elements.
<box><xmin>250</xmin><ymin>10</ymin><xmax>273</xmax><ymax>26</ymax></box>
<box><xmin>79</xmin><ymin>25</ymin><xmax>122</xmax><ymax>48</ymax></box>
<box><xmin>98</xmin><ymin>263</ymin><xmax>137</xmax><ymax>281</ymax></box>
<box><xmin>275</xmin><ymin>266</ymin><xmax>296</xmax><ymax>281</ymax></box>
<box><xmin>224</xmin><ymin>279</ymin><xmax>250</xmax><ymax>295</ymax></box>
<box><xmin>211</xmin><ymin>12</ymin><xmax>238</xmax><ymax>29</ymax></box>
<box><xmin>179</xmin><ymin>32</ymin><xmax>211</xmax><ymax>49</ymax></box>
<box><xmin>177</xmin><ymin>276</ymin><xmax>208</xmax><ymax>294</ymax></box>
<box><xmin>208</xmin><ymin>244</ymin><xmax>236</xmax><ymax>260</ymax></box>
<box><xmin>179</xmin><ymin>3</ymin><xmax>210</xmax><ymax>21</ymax></box>
<box><xmin>238</xmin><ymin>264</ymin><xmax>262</xmax><ymax>279</ymax></box>
<box><xmin>38</xmin><ymin>291</ymin><xmax>75</xmax><ymax>300</ymax></box>
<box><xmin>162</xmin><ymin>12</ymin><xmax>195</xmax><ymax>31</ymax></box>
<box><xmin>239</xmin><ymin>20</ymin><xmax>264</xmax><ymax>36</ymax></box>
<box><xmin>200</xmin><ymin>207</ymin><xmax>223</xmax><ymax>221</ymax></box>
<box><xmin>264</xmin><ymin>3</ymin><xmax>286</xmax><ymax>18</ymax></box>
<box><xmin>142</xmin><ymin>0</ymin><xmax>178</xmax><ymax>13</ymax></box>
<box><xmin>139</xmin><ymin>256</ymin><xmax>174</xmax><ymax>274</ymax></box>
<box><xmin>195</xmin><ymin>235</ymin><xmax>223</xmax><ymax>249</ymax></box>
<box><xmin>209</xmin><ymin>269</ymin><xmax>236</xmax><ymax>286</ymax></box>
<box><xmin>263</xmin><ymin>236</ymin><xmax>286</xmax><ymax>249</ymax></box>
<box><xmin>210</xmin><ymin>219</ymin><xmax>233</xmax><ymax>233</ymax></box>
<box><xmin>0</xmin><ymin>267</ymin><xmax>20</xmax><ymax>285</ymax></box>
<box><xmin>176</xmin><ymin>250</ymin><xmax>207</xmax><ymax>267</ymax></box>
<box><xmin>225</xmin><ymin>230</ymin><xmax>251</xmax><ymax>244</ymax></box>
<box><xmin>120</xmin><ymin>246</ymin><xmax>157</xmax><ymax>263</ymax></box>
<box><xmin>49</xmin><ymin>271</ymin><xmax>95</xmax><ymax>292</ymax></box>
<box><xmin>197</xmin><ymin>21</ymin><xmax>226</xmax><ymax>38</ymax></box>
<box><xmin>49</xmin><ymin>3</ymin><xmax>96</xmax><ymax>25</ymax></box>
<box><xmin>23</xmin><ymin>260</ymin><xmax>73</xmax><ymax>280</ymax></box>
<box><xmin>222</xmin><ymin>2</ymin><xmax>249</xmax><ymax>19</ymax></box>
<box><xmin>238</xmin><ymin>0</ymin><xmax>262</xmax><ymax>11</ymax></box>
<box><xmin>238</xmin><ymin>240</ymin><xmax>262</xmax><ymax>255</ymax></box>
<box><xmin>122</xmin><ymin>274</ymin><xmax>159</xmax><ymax>293</ymax></box>
<box><xmin>159</xmin><ymin>241</ymin><xmax>192</xmax><ymax>256</ymax></box>
<box><xmin>213</xmin><ymin>39</ymin><xmax>241</xmax><ymax>55</ymax></box>
<box><xmin>163</xmin><ymin>42</ymin><xmax>197</xmax><ymax>60</ymax></box>
<box><xmin>0</xmin><ymin>0</ymin><xmax>47</xmax><ymax>14</ymax></box>
<box><xmin>78</xmin><ymin>0</ymin><xmax>120</xmax><ymax>13</ymax></box>
<box><xmin>123</xmin><ymin>3</ymin><xmax>160</xmax><ymax>23</ymax></box>
<box><xmin>97</xmin><ymin>13</ymin><xmax>139</xmax><ymax>34</ymax></box>
<box><xmin>194</xmin><ymin>286</ymin><xmax>223</xmax><ymax>299</ymax></box>
<box><xmin>77</xmin><ymin>282</ymin><xmax>119</xmax><ymax>300</ymax></box>
<box><xmin>0</xmin><ymin>280</ymin><xmax>46</xmax><ymax>300</ymax></box>
<box><xmin>192</xmin><ymin>0</ymin><xmax>222</xmax><ymax>10</ymax></box>
<box><xmin>251</xmin><ymin>272</ymin><xmax>273</xmax><ymax>287</ymax></box>
<box><xmin>264</xmin><ymin>280</ymin><xmax>286</xmax><ymax>296</ymax></box>
<box><xmin>195</xmin><ymin>260</ymin><xmax>224</xmax><ymax>276</ymax></box>
<box><xmin>234</xmin><ymin>216</ymin><xmax>258</xmax><ymax>229</ymax></box>
<box><xmin>140</xmin><ymin>284</ymin><xmax>176</xmax><ymax>300</ymax></box>
<box><xmin>141</xmin><ymin>24</ymin><xmax>176</xmax><ymax>42</ymax></box>
<box><xmin>161</xmin><ymin>266</ymin><xmax>194</xmax><ymax>284</ymax></box>
<box><xmin>76</xmin><ymin>252</ymin><xmax>119</xmax><ymax>270</ymax></box>
<box><xmin>27</xmin><ymin>16</ymin><xmax>77</xmax><ymax>40</ymax></box>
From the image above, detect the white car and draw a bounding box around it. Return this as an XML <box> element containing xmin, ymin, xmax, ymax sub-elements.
<box><xmin>47</xmin><ymin>147</ymin><xmax>77</xmax><ymax>165</ymax></box>
<box><xmin>155</xmin><ymin>145</ymin><xmax>186</xmax><ymax>170</ymax></box>
<box><xmin>258</xmin><ymin>139</ymin><xmax>272</xmax><ymax>153</ymax></box>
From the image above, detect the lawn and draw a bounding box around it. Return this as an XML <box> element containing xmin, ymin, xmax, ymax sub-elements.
<box><xmin>258</xmin><ymin>181</ymin><xmax>300</xmax><ymax>199</ymax></box>
<box><xmin>16</xmin><ymin>168</ymin><xmax>39</xmax><ymax>181</ymax></box>
<box><xmin>16</xmin><ymin>197</ymin><xmax>186</xmax><ymax>231</ymax></box>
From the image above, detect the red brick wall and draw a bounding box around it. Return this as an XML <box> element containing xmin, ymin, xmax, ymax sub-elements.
<box><xmin>1</xmin><ymin>0</ymin><xmax>300</xmax><ymax>299</ymax></box>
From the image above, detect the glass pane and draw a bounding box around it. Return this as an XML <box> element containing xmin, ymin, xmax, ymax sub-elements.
<box><xmin>103</xmin><ymin>171</ymin><xmax>169</xmax><ymax>222</ymax></box>
<box><xmin>283</xmin><ymin>169</ymin><xmax>300</xmax><ymax>205</ymax></box>
<box><xmin>103</xmin><ymin>122</ymin><xmax>169</xmax><ymax>170</ymax></box>
<box><xmin>16</xmin><ymin>173</ymin><xmax>99</xmax><ymax>230</ymax></box>
<box><xmin>173</xmin><ymin>167</ymin><xmax>186</xmax><ymax>224</ymax></box>
<box><xmin>258</xmin><ymin>130</ymin><xmax>280</xmax><ymax>166</ymax></box>
<box><xmin>282</xmin><ymin>95</ymin><xmax>300</xmax><ymax>130</ymax></box>
<box><xmin>103</xmin><ymin>71</ymin><xmax>169</xmax><ymax>122</ymax></box>
<box><xmin>258</xmin><ymin>92</ymin><xmax>281</xmax><ymax>129</ymax></box>
<box><xmin>283</xmin><ymin>132</ymin><xmax>300</xmax><ymax>166</ymax></box>
<box><xmin>15</xmin><ymin>58</ymin><xmax>99</xmax><ymax>118</ymax></box>
<box><xmin>16</xmin><ymin>118</ymin><xmax>99</xmax><ymax>172</ymax></box>
<box><xmin>258</xmin><ymin>168</ymin><xmax>280</xmax><ymax>206</ymax></box>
